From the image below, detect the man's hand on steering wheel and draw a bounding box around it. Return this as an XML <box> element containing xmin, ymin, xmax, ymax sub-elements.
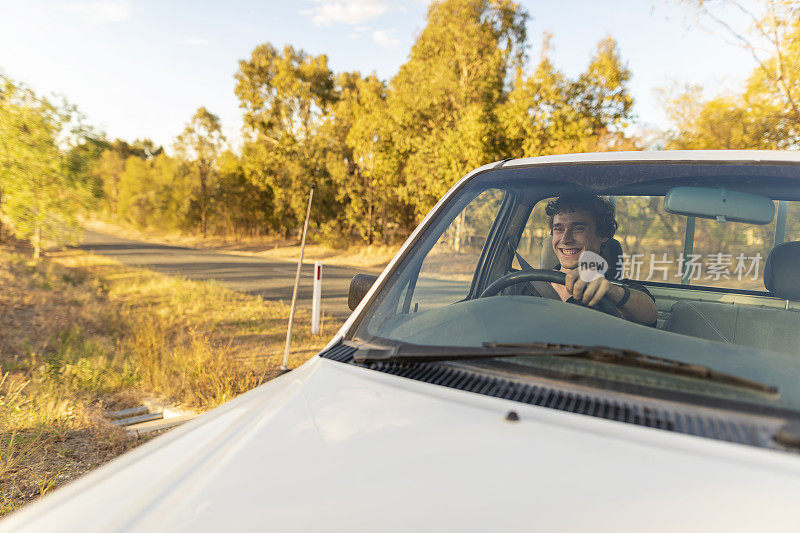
<box><xmin>479</xmin><ymin>269</ymin><xmax>623</xmax><ymax>318</ymax></box>
<box><xmin>564</xmin><ymin>269</ymin><xmax>623</xmax><ymax>308</ymax></box>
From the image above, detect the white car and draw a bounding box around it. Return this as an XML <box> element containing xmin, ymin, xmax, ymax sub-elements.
<box><xmin>5</xmin><ymin>151</ymin><xmax>800</xmax><ymax>532</ymax></box>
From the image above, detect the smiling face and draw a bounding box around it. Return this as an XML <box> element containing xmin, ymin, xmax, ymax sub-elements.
<box><xmin>551</xmin><ymin>208</ymin><xmax>608</xmax><ymax>270</ymax></box>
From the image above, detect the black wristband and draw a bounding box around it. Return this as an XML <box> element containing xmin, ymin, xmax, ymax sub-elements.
<box><xmin>615</xmin><ymin>285</ymin><xmax>631</xmax><ymax>308</ymax></box>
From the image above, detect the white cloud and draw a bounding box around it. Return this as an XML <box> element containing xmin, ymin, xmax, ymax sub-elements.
<box><xmin>347</xmin><ymin>33</ymin><xmax>360</xmax><ymax>40</ymax></box>
<box><xmin>372</xmin><ymin>29</ymin><xmax>400</xmax><ymax>48</ymax></box>
<box><xmin>64</xmin><ymin>0</ymin><xmax>133</xmax><ymax>24</ymax></box>
<box><xmin>181</xmin><ymin>37</ymin><xmax>211</xmax><ymax>46</ymax></box>
<box><xmin>301</xmin><ymin>1</ymin><xmax>389</xmax><ymax>26</ymax></box>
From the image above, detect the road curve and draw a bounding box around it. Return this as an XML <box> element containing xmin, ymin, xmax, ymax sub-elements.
<box><xmin>78</xmin><ymin>230</ymin><xmax>382</xmax><ymax>319</ymax></box>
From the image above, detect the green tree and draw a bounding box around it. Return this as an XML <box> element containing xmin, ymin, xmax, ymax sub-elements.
<box><xmin>235</xmin><ymin>44</ymin><xmax>337</xmax><ymax>236</ymax></box>
<box><xmin>114</xmin><ymin>152</ymin><xmax>190</xmax><ymax>230</ymax></box>
<box><xmin>384</xmin><ymin>0</ymin><xmax>528</xmax><ymax>220</ymax></box>
<box><xmin>0</xmin><ymin>77</ymin><xmax>89</xmax><ymax>258</ymax></box>
<box><xmin>668</xmin><ymin>0</ymin><xmax>800</xmax><ymax>148</ymax></box>
<box><xmin>215</xmin><ymin>150</ymin><xmax>274</xmax><ymax>238</ymax></box>
<box><xmin>116</xmin><ymin>155</ymin><xmax>153</xmax><ymax>226</ymax></box>
<box><xmin>321</xmin><ymin>72</ymin><xmax>407</xmax><ymax>243</ymax></box>
<box><xmin>574</xmin><ymin>36</ymin><xmax>633</xmax><ymax>135</ymax></box>
<box><xmin>93</xmin><ymin>138</ymin><xmax>161</xmax><ymax>215</ymax></box>
<box><xmin>500</xmin><ymin>35</ymin><xmax>635</xmax><ymax>157</ymax></box>
<box><xmin>174</xmin><ymin>107</ymin><xmax>225</xmax><ymax>236</ymax></box>
<box><xmin>501</xmin><ymin>37</ymin><xmax>583</xmax><ymax>156</ymax></box>
<box><xmin>661</xmin><ymin>85</ymin><xmax>790</xmax><ymax>149</ymax></box>
<box><xmin>65</xmin><ymin>133</ymin><xmax>109</xmax><ymax>203</ymax></box>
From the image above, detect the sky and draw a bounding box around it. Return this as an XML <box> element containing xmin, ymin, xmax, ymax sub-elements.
<box><xmin>0</xmin><ymin>0</ymin><xmax>761</xmax><ymax>151</ymax></box>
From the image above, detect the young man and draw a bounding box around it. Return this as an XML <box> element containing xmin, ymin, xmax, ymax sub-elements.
<box><xmin>535</xmin><ymin>191</ymin><xmax>658</xmax><ymax>326</ymax></box>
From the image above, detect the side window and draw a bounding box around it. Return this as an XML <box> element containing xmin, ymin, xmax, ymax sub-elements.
<box><xmin>516</xmin><ymin>198</ymin><xmax>553</xmax><ymax>269</ymax></box>
<box><xmin>614</xmin><ymin>196</ymin><xmax>785</xmax><ymax>291</ymax></box>
<box><xmin>614</xmin><ymin>196</ymin><xmax>686</xmax><ymax>282</ymax></box>
<box><xmin>411</xmin><ymin>189</ymin><xmax>504</xmax><ymax>311</ymax></box>
<box><xmin>686</xmin><ymin>217</ymin><xmax>774</xmax><ymax>290</ymax></box>
<box><xmin>783</xmin><ymin>201</ymin><xmax>800</xmax><ymax>242</ymax></box>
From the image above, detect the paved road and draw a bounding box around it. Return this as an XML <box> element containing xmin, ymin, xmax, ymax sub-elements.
<box><xmin>78</xmin><ymin>231</ymin><xmax>382</xmax><ymax>319</ymax></box>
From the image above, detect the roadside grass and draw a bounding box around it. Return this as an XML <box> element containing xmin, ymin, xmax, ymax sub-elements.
<box><xmin>0</xmin><ymin>247</ymin><xmax>342</xmax><ymax>517</ymax></box>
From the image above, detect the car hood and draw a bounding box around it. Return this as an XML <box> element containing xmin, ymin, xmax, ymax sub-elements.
<box><xmin>3</xmin><ymin>356</ymin><xmax>800</xmax><ymax>532</ymax></box>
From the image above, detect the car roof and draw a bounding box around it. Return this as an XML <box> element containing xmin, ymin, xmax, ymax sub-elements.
<box><xmin>500</xmin><ymin>150</ymin><xmax>800</xmax><ymax>168</ymax></box>
<box><xmin>461</xmin><ymin>150</ymin><xmax>800</xmax><ymax>200</ymax></box>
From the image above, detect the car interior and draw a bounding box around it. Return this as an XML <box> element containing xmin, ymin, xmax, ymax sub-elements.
<box><xmin>535</xmin><ymin>233</ymin><xmax>800</xmax><ymax>354</ymax></box>
<box><xmin>516</xmin><ymin>188</ymin><xmax>800</xmax><ymax>356</ymax></box>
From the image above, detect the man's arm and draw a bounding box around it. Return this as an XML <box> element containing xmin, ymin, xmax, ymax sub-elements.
<box><xmin>565</xmin><ymin>271</ymin><xmax>659</xmax><ymax>326</ymax></box>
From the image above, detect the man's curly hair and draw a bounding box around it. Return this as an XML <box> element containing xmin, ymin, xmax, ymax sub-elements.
<box><xmin>545</xmin><ymin>191</ymin><xmax>618</xmax><ymax>239</ymax></box>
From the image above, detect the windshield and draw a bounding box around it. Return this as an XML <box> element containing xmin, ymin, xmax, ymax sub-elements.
<box><xmin>352</xmin><ymin>162</ymin><xmax>800</xmax><ymax>414</ymax></box>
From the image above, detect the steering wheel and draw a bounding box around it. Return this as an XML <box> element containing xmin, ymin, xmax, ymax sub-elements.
<box><xmin>479</xmin><ymin>269</ymin><xmax>623</xmax><ymax>318</ymax></box>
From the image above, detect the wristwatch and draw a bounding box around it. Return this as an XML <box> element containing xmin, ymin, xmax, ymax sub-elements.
<box><xmin>614</xmin><ymin>284</ymin><xmax>631</xmax><ymax>308</ymax></box>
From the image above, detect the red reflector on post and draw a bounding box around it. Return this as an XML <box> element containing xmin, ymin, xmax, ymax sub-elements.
<box><xmin>312</xmin><ymin>261</ymin><xmax>323</xmax><ymax>335</ymax></box>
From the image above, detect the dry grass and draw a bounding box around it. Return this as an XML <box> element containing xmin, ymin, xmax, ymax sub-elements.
<box><xmin>0</xmin><ymin>246</ymin><xmax>343</xmax><ymax>517</ymax></box>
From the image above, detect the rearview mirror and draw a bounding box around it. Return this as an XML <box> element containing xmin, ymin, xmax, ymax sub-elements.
<box><xmin>348</xmin><ymin>274</ymin><xmax>377</xmax><ymax>311</ymax></box>
<box><xmin>664</xmin><ymin>186</ymin><xmax>775</xmax><ymax>224</ymax></box>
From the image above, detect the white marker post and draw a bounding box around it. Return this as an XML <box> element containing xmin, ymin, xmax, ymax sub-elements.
<box><xmin>311</xmin><ymin>261</ymin><xmax>322</xmax><ymax>335</ymax></box>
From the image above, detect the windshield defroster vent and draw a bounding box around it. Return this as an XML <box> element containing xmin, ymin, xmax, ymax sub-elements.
<box><xmin>318</xmin><ymin>343</ymin><xmax>777</xmax><ymax>450</ymax></box>
<box><xmin>320</xmin><ymin>343</ymin><xmax>358</xmax><ymax>363</ymax></box>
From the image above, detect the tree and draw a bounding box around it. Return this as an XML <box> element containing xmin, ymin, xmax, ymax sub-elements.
<box><xmin>174</xmin><ymin>107</ymin><xmax>225</xmax><ymax>236</ymax></box>
<box><xmin>92</xmin><ymin>138</ymin><xmax>161</xmax><ymax>215</ymax></box>
<box><xmin>671</xmin><ymin>0</ymin><xmax>800</xmax><ymax>146</ymax></box>
<box><xmin>501</xmin><ymin>37</ymin><xmax>584</xmax><ymax>156</ymax></box>
<box><xmin>0</xmin><ymin>77</ymin><xmax>89</xmax><ymax>258</ymax></box>
<box><xmin>321</xmin><ymin>72</ymin><xmax>407</xmax><ymax>243</ymax></box>
<box><xmin>113</xmin><ymin>152</ymin><xmax>189</xmax><ymax>230</ymax></box>
<box><xmin>500</xmin><ymin>35</ymin><xmax>636</xmax><ymax>157</ymax></box>
<box><xmin>661</xmin><ymin>84</ymin><xmax>790</xmax><ymax>148</ymax></box>
<box><xmin>235</xmin><ymin>44</ymin><xmax>337</xmax><ymax>236</ymax></box>
<box><xmin>65</xmin><ymin>133</ymin><xmax>109</xmax><ymax>203</ymax></box>
<box><xmin>681</xmin><ymin>1</ymin><xmax>800</xmax><ymax>121</ymax></box>
<box><xmin>384</xmin><ymin>0</ymin><xmax>529</xmax><ymax>220</ymax></box>
<box><xmin>215</xmin><ymin>150</ymin><xmax>274</xmax><ymax>238</ymax></box>
<box><xmin>574</xmin><ymin>36</ymin><xmax>634</xmax><ymax>135</ymax></box>
<box><xmin>116</xmin><ymin>155</ymin><xmax>154</xmax><ymax>226</ymax></box>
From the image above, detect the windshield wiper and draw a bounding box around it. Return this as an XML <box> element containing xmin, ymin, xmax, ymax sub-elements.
<box><xmin>353</xmin><ymin>341</ymin><xmax>778</xmax><ymax>395</ymax></box>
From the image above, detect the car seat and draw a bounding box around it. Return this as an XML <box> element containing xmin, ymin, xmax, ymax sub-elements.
<box><xmin>664</xmin><ymin>241</ymin><xmax>800</xmax><ymax>354</ymax></box>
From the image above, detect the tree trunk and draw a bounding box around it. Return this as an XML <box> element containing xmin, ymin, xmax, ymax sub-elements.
<box><xmin>199</xmin><ymin>163</ymin><xmax>209</xmax><ymax>238</ymax></box>
<box><xmin>382</xmin><ymin>205</ymin><xmax>388</xmax><ymax>245</ymax></box>
<box><xmin>454</xmin><ymin>211</ymin><xmax>465</xmax><ymax>252</ymax></box>
<box><xmin>33</xmin><ymin>223</ymin><xmax>41</xmax><ymax>260</ymax></box>
<box><xmin>367</xmin><ymin>186</ymin><xmax>374</xmax><ymax>245</ymax></box>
